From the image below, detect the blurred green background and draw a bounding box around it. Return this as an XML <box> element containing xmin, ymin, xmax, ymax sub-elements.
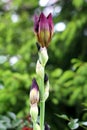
<box><xmin>0</xmin><ymin>0</ymin><xmax>87</xmax><ymax>129</ymax></box>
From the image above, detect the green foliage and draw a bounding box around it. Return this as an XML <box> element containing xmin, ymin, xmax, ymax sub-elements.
<box><xmin>57</xmin><ymin>114</ymin><xmax>87</xmax><ymax>130</ymax></box>
<box><xmin>0</xmin><ymin>112</ymin><xmax>32</xmax><ymax>130</ymax></box>
<box><xmin>0</xmin><ymin>0</ymin><xmax>87</xmax><ymax>130</ymax></box>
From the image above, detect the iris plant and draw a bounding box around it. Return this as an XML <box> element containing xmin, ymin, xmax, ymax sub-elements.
<box><xmin>29</xmin><ymin>12</ymin><xmax>54</xmax><ymax>130</ymax></box>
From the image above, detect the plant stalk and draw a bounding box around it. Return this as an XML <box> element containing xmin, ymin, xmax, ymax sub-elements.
<box><xmin>40</xmin><ymin>76</ymin><xmax>45</xmax><ymax>130</ymax></box>
<box><xmin>33</xmin><ymin>122</ymin><xmax>36</xmax><ymax>130</ymax></box>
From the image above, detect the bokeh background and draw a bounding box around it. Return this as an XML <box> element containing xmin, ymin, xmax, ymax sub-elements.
<box><xmin>0</xmin><ymin>0</ymin><xmax>87</xmax><ymax>129</ymax></box>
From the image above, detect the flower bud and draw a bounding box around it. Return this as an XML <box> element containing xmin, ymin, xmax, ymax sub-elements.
<box><xmin>44</xmin><ymin>73</ymin><xmax>49</xmax><ymax>84</ymax></box>
<box><xmin>45</xmin><ymin>124</ymin><xmax>50</xmax><ymax>130</ymax></box>
<box><xmin>44</xmin><ymin>80</ymin><xmax>50</xmax><ymax>101</ymax></box>
<box><xmin>39</xmin><ymin>47</ymin><xmax>48</xmax><ymax>66</ymax></box>
<box><xmin>30</xmin><ymin>104</ymin><xmax>38</xmax><ymax>122</ymax></box>
<box><xmin>44</xmin><ymin>74</ymin><xmax>50</xmax><ymax>101</ymax></box>
<box><xmin>30</xmin><ymin>78</ymin><xmax>39</xmax><ymax>105</ymax></box>
<box><xmin>36</xmin><ymin>60</ymin><xmax>44</xmax><ymax>78</ymax></box>
<box><xmin>34</xmin><ymin>13</ymin><xmax>54</xmax><ymax>47</ymax></box>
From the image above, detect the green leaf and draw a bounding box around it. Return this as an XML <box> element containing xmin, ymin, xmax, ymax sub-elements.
<box><xmin>0</xmin><ymin>116</ymin><xmax>10</xmax><ymax>123</ymax></box>
<box><xmin>80</xmin><ymin>121</ymin><xmax>87</xmax><ymax>126</ymax></box>
<box><xmin>7</xmin><ymin>112</ymin><xmax>16</xmax><ymax>120</ymax></box>
<box><xmin>0</xmin><ymin>56</ymin><xmax>7</xmax><ymax>64</ymax></box>
<box><xmin>12</xmin><ymin>119</ymin><xmax>22</xmax><ymax>128</ymax></box>
<box><xmin>0</xmin><ymin>122</ymin><xmax>6</xmax><ymax>130</ymax></box>
<box><xmin>56</xmin><ymin>114</ymin><xmax>69</xmax><ymax>121</ymax></box>
<box><xmin>0</xmin><ymin>84</ymin><xmax>4</xmax><ymax>89</ymax></box>
<box><xmin>51</xmin><ymin>68</ymin><xmax>63</xmax><ymax>78</ymax></box>
<box><xmin>72</xmin><ymin>0</ymin><xmax>84</xmax><ymax>9</ymax></box>
<box><xmin>73</xmin><ymin>119</ymin><xmax>79</xmax><ymax>123</ymax></box>
<box><xmin>68</xmin><ymin>119</ymin><xmax>79</xmax><ymax>130</ymax></box>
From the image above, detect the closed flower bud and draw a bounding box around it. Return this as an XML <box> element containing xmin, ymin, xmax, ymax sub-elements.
<box><xmin>39</xmin><ymin>47</ymin><xmax>48</xmax><ymax>66</ymax></box>
<box><xmin>44</xmin><ymin>73</ymin><xmax>49</xmax><ymax>84</ymax></box>
<box><xmin>34</xmin><ymin>13</ymin><xmax>54</xmax><ymax>47</ymax></box>
<box><xmin>30</xmin><ymin>105</ymin><xmax>38</xmax><ymax>122</ymax></box>
<box><xmin>45</xmin><ymin>124</ymin><xmax>50</xmax><ymax>130</ymax></box>
<box><xmin>36</xmin><ymin>60</ymin><xmax>44</xmax><ymax>78</ymax></box>
<box><xmin>44</xmin><ymin>74</ymin><xmax>50</xmax><ymax>100</ymax></box>
<box><xmin>30</xmin><ymin>78</ymin><xmax>39</xmax><ymax>105</ymax></box>
<box><xmin>44</xmin><ymin>80</ymin><xmax>50</xmax><ymax>101</ymax></box>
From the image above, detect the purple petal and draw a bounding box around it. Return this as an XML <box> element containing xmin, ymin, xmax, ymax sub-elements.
<box><xmin>39</xmin><ymin>13</ymin><xmax>49</xmax><ymax>31</ymax></box>
<box><xmin>34</xmin><ymin>15</ymin><xmax>39</xmax><ymax>33</ymax></box>
<box><xmin>47</xmin><ymin>13</ymin><xmax>54</xmax><ymax>32</ymax></box>
<box><xmin>31</xmin><ymin>78</ymin><xmax>39</xmax><ymax>91</ymax></box>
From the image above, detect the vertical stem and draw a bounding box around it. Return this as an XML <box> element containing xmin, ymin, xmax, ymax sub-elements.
<box><xmin>33</xmin><ymin>122</ymin><xmax>36</xmax><ymax>130</ymax></box>
<box><xmin>40</xmin><ymin>100</ymin><xmax>45</xmax><ymax>130</ymax></box>
<box><xmin>40</xmin><ymin>76</ymin><xmax>45</xmax><ymax>130</ymax></box>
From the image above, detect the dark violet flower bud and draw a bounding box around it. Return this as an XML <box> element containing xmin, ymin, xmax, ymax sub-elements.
<box><xmin>30</xmin><ymin>78</ymin><xmax>39</xmax><ymax>105</ymax></box>
<box><xmin>34</xmin><ymin>12</ymin><xmax>54</xmax><ymax>47</ymax></box>
<box><xmin>44</xmin><ymin>73</ymin><xmax>48</xmax><ymax>84</ymax></box>
<box><xmin>45</xmin><ymin>124</ymin><xmax>50</xmax><ymax>130</ymax></box>
<box><xmin>44</xmin><ymin>74</ymin><xmax>50</xmax><ymax>101</ymax></box>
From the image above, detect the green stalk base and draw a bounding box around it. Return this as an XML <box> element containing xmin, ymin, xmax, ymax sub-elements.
<box><xmin>40</xmin><ymin>100</ymin><xmax>45</xmax><ymax>130</ymax></box>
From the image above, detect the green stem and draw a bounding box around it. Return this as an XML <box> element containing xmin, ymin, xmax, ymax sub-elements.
<box><xmin>40</xmin><ymin>77</ymin><xmax>45</xmax><ymax>130</ymax></box>
<box><xmin>33</xmin><ymin>122</ymin><xmax>36</xmax><ymax>130</ymax></box>
<box><xmin>40</xmin><ymin>99</ymin><xmax>45</xmax><ymax>130</ymax></box>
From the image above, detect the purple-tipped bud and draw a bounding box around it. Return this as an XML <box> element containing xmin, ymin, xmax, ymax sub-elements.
<box><xmin>34</xmin><ymin>12</ymin><xmax>54</xmax><ymax>47</ymax></box>
<box><xmin>30</xmin><ymin>78</ymin><xmax>39</xmax><ymax>105</ymax></box>
<box><xmin>44</xmin><ymin>74</ymin><xmax>50</xmax><ymax>101</ymax></box>
<box><xmin>44</xmin><ymin>73</ymin><xmax>49</xmax><ymax>84</ymax></box>
<box><xmin>45</xmin><ymin>124</ymin><xmax>50</xmax><ymax>130</ymax></box>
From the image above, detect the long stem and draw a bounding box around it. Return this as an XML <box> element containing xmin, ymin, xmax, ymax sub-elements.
<box><xmin>33</xmin><ymin>122</ymin><xmax>36</xmax><ymax>130</ymax></box>
<box><xmin>40</xmin><ymin>100</ymin><xmax>45</xmax><ymax>130</ymax></box>
<box><xmin>40</xmin><ymin>76</ymin><xmax>45</xmax><ymax>130</ymax></box>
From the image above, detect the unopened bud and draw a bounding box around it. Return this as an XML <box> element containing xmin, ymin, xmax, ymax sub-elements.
<box><xmin>44</xmin><ymin>74</ymin><xmax>50</xmax><ymax>101</ymax></box>
<box><xmin>44</xmin><ymin>73</ymin><xmax>49</xmax><ymax>84</ymax></box>
<box><xmin>45</xmin><ymin>124</ymin><xmax>50</xmax><ymax>130</ymax></box>
<box><xmin>34</xmin><ymin>13</ymin><xmax>54</xmax><ymax>47</ymax></box>
<box><xmin>30</xmin><ymin>78</ymin><xmax>39</xmax><ymax>105</ymax></box>
<box><xmin>30</xmin><ymin>105</ymin><xmax>38</xmax><ymax>122</ymax></box>
<box><xmin>39</xmin><ymin>47</ymin><xmax>48</xmax><ymax>66</ymax></box>
<box><xmin>36</xmin><ymin>60</ymin><xmax>44</xmax><ymax>78</ymax></box>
